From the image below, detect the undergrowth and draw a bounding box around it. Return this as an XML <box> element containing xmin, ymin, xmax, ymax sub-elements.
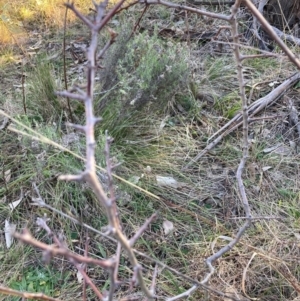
<box><xmin>1</xmin><ymin>1</ymin><xmax>300</xmax><ymax>301</ymax></box>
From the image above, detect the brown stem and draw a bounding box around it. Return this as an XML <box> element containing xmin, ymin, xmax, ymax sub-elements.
<box><xmin>0</xmin><ymin>286</ymin><xmax>62</xmax><ymax>301</ymax></box>
<box><xmin>63</xmin><ymin>1</ymin><xmax>74</xmax><ymax>123</ymax></box>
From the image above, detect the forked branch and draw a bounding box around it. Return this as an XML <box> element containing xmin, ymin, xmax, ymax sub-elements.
<box><xmin>59</xmin><ymin>0</ymin><xmax>155</xmax><ymax>299</ymax></box>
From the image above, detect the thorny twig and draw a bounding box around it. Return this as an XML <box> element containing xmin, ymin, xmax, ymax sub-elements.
<box><xmin>200</xmin><ymin>0</ymin><xmax>252</xmax><ymax>288</ymax></box>
<box><xmin>38</xmin><ymin>218</ymin><xmax>105</xmax><ymax>300</ymax></box>
<box><xmin>0</xmin><ymin>286</ymin><xmax>62</xmax><ymax>301</ymax></box>
<box><xmin>7</xmin><ymin>1</ymin><xmax>156</xmax><ymax>300</ymax></box>
<box><xmin>32</xmin><ymin>188</ymin><xmax>243</xmax><ymax>300</ymax></box>
<box><xmin>59</xmin><ymin>0</ymin><xmax>154</xmax><ymax>299</ymax></box>
<box><xmin>170</xmin><ymin>2</ymin><xmax>253</xmax><ymax>299</ymax></box>
<box><xmin>13</xmin><ymin>229</ymin><xmax>113</xmax><ymax>269</ymax></box>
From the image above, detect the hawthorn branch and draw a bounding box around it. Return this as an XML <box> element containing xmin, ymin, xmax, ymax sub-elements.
<box><xmin>13</xmin><ymin>229</ymin><xmax>113</xmax><ymax>269</ymax></box>
<box><xmin>0</xmin><ymin>286</ymin><xmax>62</xmax><ymax>301</ymax></box>
<box><xmin>59</xmin><ymin>1</ymin><xmax>155</xmax><ymax>299</ymax></box>
<box><xmin>198</xmin><ymin>0</ymin><xmax>253</xmax><ymax>288</ymax></box>
<box><xmin>140</xmin><ymin>0</ymin><xmax>230</xmax><ymax>21</ymax></box>
<box><xmin>243</xmin><ymin>0</ymin><xmax>300</xmax><ymax>69</ymax></box>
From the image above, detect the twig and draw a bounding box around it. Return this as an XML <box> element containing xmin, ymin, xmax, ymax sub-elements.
<box><xmin>21</xmin><ymin>67</ymin><xmax>26</xmax><ymax>114</ymax></box>
<box><xmin>98</xmin><ymin>29</ymin><xmax>118</xmax><ymax>60</ymax></box>
<box><xmin>242</xmin><ymin>252</ymin><xmax>257</xmax><ymax>299</ymax></box>
<box><xmin>63</xmin><ymin>1</ymin><xmax>74</xmax><ymax>123</ymax></box>
<box><xmin>109</xmin><ymin>242</ymin><xmax>122</xmax><ymax>301</ymax></box>
<box><xmin>197</xmin><ymin>0</ymin><xmax>253</xmax><ymax>288</ymax></box>
<box><xmin>31</xmin><ymin>182</ymin><xmax>117</xmax><ymax>242</ymax></box>
<box><xmin>13</xmin><ymin>229</ymin><xmax>113</xmax><ymax>269</ymax></box>
<box><xmin>129</xmin><ymin>213</ymin><xmax>157</xmax><ymax>247</ymax></box>
<box><xmin>150</xmin><ymin>265</ymin><xmax>158</xmax><ymax>295</ymax></box>
<box><xmin>201</xmin><ymin>220</ymin><xmax>251</xmax><ymax>285</ymax></box>
<box><xmin>130</xmin><ymin>4</ymin><xmax>149</xmax><ymax>39</ymax></box>
<box><xmin>166</xmin><ymin>285</ymin><xmax>198</xmax><ymax>301</ymax></box>
<box><xmin>82</xmin><ymin>234</ymin><xmax>90</xmax><ymax>301</ymax></box>
<box><xmin>0</xmin><ymin>111</ymin><xmax>159</xmax><ymax>200</ymax></box>
<box><xmin>230</xmin><ymin>0</ymin><xmax>251</xmax><ymax>218</ymax></box>
<box><xmin>183</xmin><ymin>72</ymin><xmax>300</xmax><ymax>168</ymax></box>
<box><xmin>286</xmin><ymin>96</ymin><xmax>300</xmax><ymax>140</ymax></box>
<box><xmin>243</xmin><ymin>0</ymin><xmax>300</xmax><ymax>69</ymax></box>
<box><xmin>140</xmin><ymin>0</ymin><xmax>230</xmax><ymax>21</ymax></box>
<box><xmin>0</xmin><ymin>286</ymin><xmax>62</xmax><ymax>301</ymax></box>
<box><xmin>37</xmin><ymin>218</ymin><xmax>106</xmax><ymax>300</ymax></box>
<box><xmin>133</xmin><ymin>249</ymin><xmax>248</xmax><ymax>301</ymax></box>
<box><xmin>60</xmin><ymin>1</ymin><xmax>155</xmax><ymax>299</ymax></box>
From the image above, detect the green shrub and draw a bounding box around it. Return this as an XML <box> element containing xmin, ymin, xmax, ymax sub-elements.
<box><xmin>96</xmin><ymin>30</ymin><xmax>190</xmax><ymax>141</ymax></box>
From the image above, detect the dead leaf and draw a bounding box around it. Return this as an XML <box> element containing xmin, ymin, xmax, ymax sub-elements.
<box><xmin>8</xmin><ymin>190</ymin><xmax>24</xmax><ymax>211</ymax></box>
<box><xmin>273</xmin><ymin>145</ymin><xmax>291</xmax><ymax>155</ymax></box>
<box><xmin>4</xmin><ymin>169</ymin><xmax>11</xmax><ymax>183</ymax></box>
<box><xmin>262</xmin><ymin>166</ymin><xmax>272</xmax><ymax>172</ymax></box>
<box><xmin>77</xmin><ymin>271</ymin><xmax>83</xmax><ymax>283</ymax></box>
<box><xmin>9</xmin><ymin>196</ymin><xmax>23</xmax><ymax>211</ymax></box>
<box><xmin>156</xmin><ymin>176</ymin><xmax>178</xmax><ymax>189</ymax></box>
<box><xmin>263</xmin><ymin>144</ymin><xmax>281</xmax><ymax>153</ymax></box>
<box><xmin>4</xmin><ymin>220</ymin><xmax>16</xmax><ymax>249</ymax></box>
<box><xmin>77</xmin><ymin>264</ymin><xmax>84</xmax><ymax>284</ymax></box>
<box><xmin>163</xmin><ymin>220</ymin><xmax>174</xmax><ymax>236</ymax></box>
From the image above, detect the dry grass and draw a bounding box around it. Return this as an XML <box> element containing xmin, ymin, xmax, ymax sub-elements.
<box><xmin>1</xmin><ymin>1</ymin><xmax>300</xmax><ymax>300</ymax></box>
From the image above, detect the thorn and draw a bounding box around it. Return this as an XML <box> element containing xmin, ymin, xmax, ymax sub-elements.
<box><xmin>93</xmin><ymin>117</ymin><xmax>102</xmax><ymax>124</ymax></box>
<box><xmin>58</xmin><ymin>174</ymin><xmax>84</xmax><ymax>181</ymax></box>
<box><xmin>66</xmin><ymin>123</ymin><xmax>86</xmax><ymax>132</ymax></box>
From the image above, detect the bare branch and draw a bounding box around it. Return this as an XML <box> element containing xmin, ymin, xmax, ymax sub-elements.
<box><xmin>58</xmin><ymin>1</ymin><xmax>155</xmax><ymax>298</ymax></box>
<box><xmin>201</xmin><ymin>220</ymin><xmax>251</xmax><ymax>285</ymax></box>
<box><xmin>58</xmin><ymin>174</ymin><xmax>85</xmax><ymax>181</ymax></box>
<box><xmin>0</xmin><ymin>286</ymin><xmax>62</xmax><ymax>301</ymax></box>
<box><xmin>184</xmin><ymin>71</ymin><xmax>300</xmax><ymax>166</ymax></box>
<box><xmin>129</xmin><ymin>213</ymin><xmax>157</xmax><ymax>247</ymax></box>
<box><xmin>83</xmin><ymin>235</ymin><xmax>90</xmax><ymax>301</ymax></box>
<box><xmin>65</xmin><ymin>2</ymin><xmax>95</xmax><ymax>28</ymax></box>
<box><xmin>166</xmin><ymin>285</ymin><xmax>198</xmax><ymax>301</ymax></box>
<box><xmin>243</xmin><ymin>0</ymin><xmax>300</xmax><ymax>69</ymax></box>
<box><xmin>140</xmin><ymin>0</ymin><xmax>230</xmax><ymax>21</ymax></box>
<box><xmin>13</xmin><ymin>230</ymin><xmax>114</xmax><ymax>269</ymax></box>
<box><xmin>97</xmin><ymin>28</ymin><xmax>118</xmax><ymax>60</ymax></box>
<box><xmin>196</xmin><ymin>0</ymin><xmax>253</xmax><ymax>287</ymax></box>
<box><xmin>65</xmin><ymin>122</ymin><xmax>86</xmax><ymax>132</ymax></box>
<box><xmin>55</xmin><ymin>90</ymin><xmax>86</xmax><ymax>101</ymax></box>
<box><xmin>109</xmin><ymin>242</ymin><xmax>122</xmax><ymax>301</ymax></box>
<box><xmin>150</xmin><ymin>265</ymin><xmax>158</xmax><ymax>295</ymax></box>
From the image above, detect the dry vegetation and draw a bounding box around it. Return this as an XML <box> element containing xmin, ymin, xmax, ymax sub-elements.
<box><xmin>1</xmin><ymin>0</ymin><xmax>300</xmax><ymax>300</ymax></box>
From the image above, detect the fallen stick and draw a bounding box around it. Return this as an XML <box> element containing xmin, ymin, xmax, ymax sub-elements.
<box><xmin>183</xmin><ymin>72</ymin><xmax>300</xmax><ymax>169</ymax></box>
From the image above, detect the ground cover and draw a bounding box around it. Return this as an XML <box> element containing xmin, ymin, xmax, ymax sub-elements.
<box><xmin>1</xmin><ymin>1</ymin><xmax>300</xmax><ymax>300</ymax></box>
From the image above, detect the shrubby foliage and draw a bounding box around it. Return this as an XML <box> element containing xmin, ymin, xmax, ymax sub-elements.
<box><xmin>96</xmin><ymin>30</ymin><xmax>189</xmax><ymax>139</ymax></box>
